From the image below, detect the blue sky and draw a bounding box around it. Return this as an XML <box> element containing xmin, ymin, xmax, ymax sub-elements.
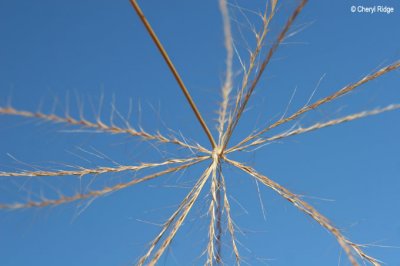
<box><xmin>0</xmin><ymin>1</ymin><xmax>399</xmax><ymax>265</ymax></box>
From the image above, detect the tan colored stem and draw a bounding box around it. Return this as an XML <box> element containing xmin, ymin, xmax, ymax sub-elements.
<box><xmin>222</xmin><ymin>0</ymin><xmax>307</xmax><ymax>152</ymax></box>
<box><xmin>0</xmin><ymin>156</ymin><xmax>209</xmax><ymax>178</ymax></box>
<box><xmin>138</xmin><ymin>161</ymin><xmax>213</xmax><ymax>265</ymax></box>
<box><xmin>222</xmin><ymin>0</ymin><xmax>277</xmax><ymax>148</ymax></box>
<box><xmin>206</xmin><ymin>166</ymin><xmax>219</xmax><ymax>265</ymax></box>
<box><xmin>220</xmin><ymin>170</ymin><xmax>240</xmax><ymax>264</ymax></box>
<box><xmin>230</xmin><ymin>103</ymin><xmax>400</xmax><ymax>152</ymax></box>
<box><xmin>226</xmin><ymin>158</ymin><xmax>381</xmax><ymax>266</ymax></box>
<box><xmin>147</xmin><ymin>161</ymin><xmax>217</xmax><ymax>265</ymax></box>
<box><xmin>0</xmin><ymin>106</ymin><xmax>208</xmax><ymax>153</ymax></box>
<box><xmin>129</xmin><ymin>0</ymin><xmax>216</xmax><ymax>149</ymax></box>
<box><xmin>0</xmin><ymin>157</ymin><xmax>207</xmax><ymax>209</ymax></box>
<box><xmin>232</xmin><ymin>61</ymin><xmax>400</xmax><ymax>152</ymax></box>
<box><xmin>217</xmin><ymin>0</ymin><xmax>234</xmax><ymax>144</ymax></box>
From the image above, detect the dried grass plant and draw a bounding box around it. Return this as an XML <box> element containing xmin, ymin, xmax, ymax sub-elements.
<box><xmin>0</xmin><ymin>1</ymin><xmax>399</xmax><ymax>265</ymax></box>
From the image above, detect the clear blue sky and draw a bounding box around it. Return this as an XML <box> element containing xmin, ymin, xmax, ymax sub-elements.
<box><xmin>0</xmin><ymin>1</ymin><xmax>399</xmax><ymax>265</ymax></box>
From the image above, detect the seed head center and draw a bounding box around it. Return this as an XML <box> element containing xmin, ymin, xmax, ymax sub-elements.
<box><xmin>212</xmin><ymin>146</ymin><xmax>223</xmax><ymax>162</ymax></box>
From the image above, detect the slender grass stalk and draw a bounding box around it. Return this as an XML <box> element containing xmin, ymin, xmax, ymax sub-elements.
<box><xmin>0</xmin><ymin>106</ymin><xmax>208</xmax><ymax>153</ymax></box>
<box><xmin>231</xmin><ymin>61</ymin><xmax>400</xmax><ymax>151</ymax></box>
<box><xmin>214</xmin><ymin>1</ymin><xmax>234</xmax><ymax>258</ymax></box>
<box><xmin>222</xmin><ymin>0</ymin><xmax>308</xmax><ymax>152</ymax></box>
<box><xmin>229</xmin><ymin>103</ymin><xmax>400</xmax><ymax>153</ymax></box>
<box><xmin>148</xmin><ymin>161</ymin><xmax>217</xmax><ymax>265</ymax></box>
<box><xmin>217</xmin><ymin>0</ymin><xmax>234</xmax><ymax>144</ymax></box>
<box><xmin>220</xmin><ymin>170</ymin><xmax>240</xmax><ymax>264</ymax></box>
<box><xmin>206</xmin><ymin>166</ymin><xmax>219</xmax><ymax>265</ymax></box>
<box><xmin>0</xmin><ymin>156</ymin><xmax>209</xmax><ymax>178</ymax></box>
<box><xmin>137</xmin><ymin>161</ymin><xmax>213</xmax><ymax>265</ymax></box>
<box><xmin>129</xmin><ymin>0</ymin><xmax>216</xmax><ymax>149</ymax></box>
<box><xmin>226</xmin><ymin>158</ymin><xmax>381</xmax><ymax>266</ymax></box>
<box><xmin>0</xmin><ymin>157</ymin><xmax>207</xmax><ymax>209</ymax></box>
<box><xmin>222</xmin><ymin>0</ymin><xmax>278</xmax><ymax>149</ymax></box>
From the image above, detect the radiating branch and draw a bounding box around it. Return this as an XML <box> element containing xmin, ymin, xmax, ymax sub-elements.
<box><xmin>138</xmin><ymin>161</ymin><xmax>214</xmax><ymax>265</ymax></box>
<box><xmin>226</xmin><ymin>158</ymin><xmax>381</xmax><ymax>266</ymax></box>
<box><xmin>222</xmin><ymin>0</ymin><xmax>307</xmax><ymax>152</ymax></box>
<box><xmin>221</xmin><ymin>0</ymin><xmax>277</xmax><ymax>147</ymax></box>
<box><xmin>206</xmin><ymin>164</ymin><xmax>219</xmax><ymax>265</ymax></box>
<box><xmin>0</xmin><ymin>156</ymin><xmax>209</xmax><ymax>178</ymax></box>
<box><xmin>129</xmin><ymin>0</ymin><xmax>216</xmax><ymax>149</ymax></box>
<box><xmin>220</xmin><ymin>170</ymin><xmax>240</xmax><ymax>264</ymax></box>
<box><xmin>230</xmin><ymin>103</ymin><xmax>400</xmax><ymax>152</ymax></box>
<box><xmin>146</xmin><ymin>161</ymin><xmax>217</xmax><ymax>266</ymax></box>
<box><xmin>215</xmin><ymin>167</ymin><xmax>223</xmax><ymax>264</ymax></box>
<box><xmin>231</xmin><ymin>61</ymin><xmax>400</xmax><ymax>151</ymax></box>
<box><xmin>217</xmin><ymin>0</ymin><xmax>234</xmax><ymax>144</ymax></box>
<box><xmin>0</xmin><ymin>157</ymin><xmax>207</xmax><ymax>209</ymax></box>
<box><xmin>0</xmin><ymin>106</ymin><xmax>209</xmax><ymax>153</ymax></box>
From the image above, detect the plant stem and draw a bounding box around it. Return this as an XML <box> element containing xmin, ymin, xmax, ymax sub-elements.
<box><xmin>129</xmin><ymin>0</ymin><xmax>217</xmax><ymax>149</ymax></box>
